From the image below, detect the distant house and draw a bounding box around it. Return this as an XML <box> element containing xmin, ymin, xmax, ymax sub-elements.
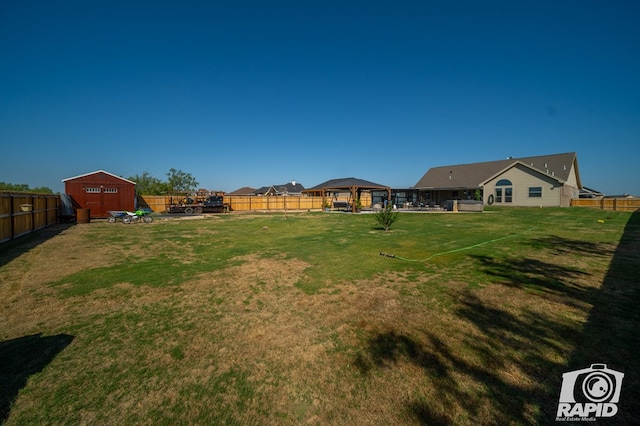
<box><xmin>412</xmin><ymin>152</ymin><xmax>582</xmax><ymax>207</ymax></box>
<box><xmin>62</xmin><ymin>170</ymin><xmax>136</xmax><ymax>218</ymax></box>
<box><xmin>254</xmin><ymin>181</ymin><xmax>305</xmax><ymax>196</ymax></box>
<box><xmin>228</xmin><ymin>187</ymin><xmax>257</xmax><ymax>196</ymax></box>
<box><xmin>604</xmin><ymin>194</ymin><xmax>637</xmax><ymax>199</ymax></box>
<box><xmin>579</xmin><ymin>186</ymin><xmax>603</xmax><ymax>199</ymax></box>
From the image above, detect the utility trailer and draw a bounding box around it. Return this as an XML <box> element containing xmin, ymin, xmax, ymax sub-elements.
<box><xmin>166</xmin><ymin>191</ymin><xmax>229</xmax><ymax>214</ymax></box>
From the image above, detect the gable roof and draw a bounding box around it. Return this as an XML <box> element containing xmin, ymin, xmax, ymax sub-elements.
<box><xmin>305</xmin><ymin>177</ymin><xmax>389</xmax><ymax>191</ymax></box>
<box><xmin>413</xmin><ymin>152</ymin><xmax>578</xmax><ymax>189</ymax></box>
<box><xmin>277</xmin><ymin>182</ymin><xmax>305</xmax><ymax>193</ymax></box>
<box><xmin>62</xmin><ymin>170</ymin><xmax>136</xmax><ymax>185</ymax></box>
<box><xmin>255</xmin><ymin>182</ymin><xmax>305</xmax><ymax>195</ymax></box>
<box><xmin>228</xmin><ymin>186</ymin><xmax>257</xmax><ymax>195</ymax></box>
<box><xmin>480</xmin><ymin>161</ymin><xmax>567</xmax><ymax>186</ymax></box>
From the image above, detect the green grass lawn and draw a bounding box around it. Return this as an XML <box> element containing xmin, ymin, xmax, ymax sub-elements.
<box><xmin>1</xmin><ymin>207</ymin><xmax>638</xmax><ymax>425</ymax></box>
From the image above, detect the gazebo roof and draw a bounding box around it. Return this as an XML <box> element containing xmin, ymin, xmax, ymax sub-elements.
<box><xmin>304</xmin><ymin>177</ymin><xmax>390</xmax><ymax>192</ymax></box>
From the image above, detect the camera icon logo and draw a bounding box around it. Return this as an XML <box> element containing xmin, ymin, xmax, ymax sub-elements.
<box><xmin>557</xmin><ymin>364</ymin><xmax>624</xmax><ymax>420</ymax></box>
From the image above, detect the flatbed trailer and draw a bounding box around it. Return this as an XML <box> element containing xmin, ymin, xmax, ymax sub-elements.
<box><xmin>166</xmin><ymin>192</ymin><xmax>229</xmax><ymax>214</ymax></box>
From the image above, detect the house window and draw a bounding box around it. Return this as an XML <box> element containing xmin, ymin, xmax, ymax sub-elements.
<box><xmin>104</xmin><ymin>188</ymin><xmax>118</xmax><ymax>193</ymax></box>
<box><xmin>529</xmin><ymin>187</ymin><xmax>542</xmax><ymax>197</ymax></box>
<box><xmin>505</xmin><ymin>187</ymin><xmax>513</xmax><ymax>203</ymax></box>
<box><xmin>85</xmin><ymin>187</ymin><xmax>101</xmax><ymax>193</ymax></box>
<box><xmin>495</xmin><ymin>179</ymin><xmax>512</xmax><ymax>203</ymax></box>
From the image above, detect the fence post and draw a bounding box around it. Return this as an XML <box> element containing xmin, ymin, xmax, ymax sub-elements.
<box><xmin>31</xmin><ymin>194</ymin><xmax>35</xmax><ymax>231</ymax></box>
<box><xmin>11</xmin><ymin>193</ymin><xmax>15</xmax><ymax>240</ymax></box>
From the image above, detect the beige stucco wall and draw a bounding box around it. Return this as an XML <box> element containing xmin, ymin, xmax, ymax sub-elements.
<box><xmin>483</xmin><ymin>165</ymin><xmax>565</xmax><ymax>207</ymax></box>
<box><xmin>561</xmin><ymin>163</ymin><xmax>581</xmax><ymax>206</ymax></box>
<box><xmin>564</xmin><ymin>162</ymin><xmax>578</xmax><ymax>187</ymax></box>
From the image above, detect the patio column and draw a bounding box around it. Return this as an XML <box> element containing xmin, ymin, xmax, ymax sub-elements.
<box><xmin>350</xmin><ymin>186</ymin><xmax>357</xmax><ymax>213</ymax></box>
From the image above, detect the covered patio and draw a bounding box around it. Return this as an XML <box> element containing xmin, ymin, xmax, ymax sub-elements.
<box><xmin>303</xmin><ymin>177</ymin><xmax>391</xmax><ymax>213</ymax></box>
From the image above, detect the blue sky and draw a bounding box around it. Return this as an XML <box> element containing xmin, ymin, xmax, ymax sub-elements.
<box><xmin>1</xmin><ymin>1</ymin><xmax>639</xmax><ymax>195</ymax></box>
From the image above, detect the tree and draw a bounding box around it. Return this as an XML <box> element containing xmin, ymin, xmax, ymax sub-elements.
<box><xmin>0</xmin><ymin>182</ymin><xmax>53</xmax><ymax>193</ymax></box>
<box><xmin>128</xmin><ymin>172</ymin><xmax>168</xmax><ymax>195</ymax></box>
<box><xmin>166</xmin><ymin>168</ymin><xmax>199</xmax><ymax>193</ymax></box>
<box><xmin>375</xmin><ymin>204</ymin><xmax>399</xmax><ymax>231</ymax></box>
<box><xmin>0</xmin><ymin>182</ymin><xmax>29</xmax><ymax>192</ymax></box>
<box><xmin>127</xmin><ymin>169</ymin><xmax>200</xmax><ymax>195</ymax></box>
<box><xmin>30</xmin><ymin>186</ymin><xmax>54</xmax><ymax>194</ymax></box>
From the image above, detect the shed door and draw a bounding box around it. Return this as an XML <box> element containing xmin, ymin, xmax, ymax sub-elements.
<box><xmin>83</xmin><ymin>186</ymin><xmax>123</xmax><ymax>217</ymax></box>
<box><xmin>83</xmin><ymin>187</ymin><xmax>105</xmax><ymax>217</ymax></box>
<box><xmin>102</xmin><ymin>188</ymin><xmax>123</xmax><ymax>216</ymax></box>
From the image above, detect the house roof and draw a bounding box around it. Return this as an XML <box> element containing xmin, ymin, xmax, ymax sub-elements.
<box><xmin>581</xmin><ymin>186</ymin><xmax>602</xmax><ymax>195</ymax></box>
<box><xmin>604</xmin><ymin>194</ymin><xmax>637</xmax><ymax>199</ymax></box>
<box><xmin>228</xmin><ymin>186</ymin><xmax>257</xmax><ymax>195</ymax></box>
<box><xmin>255</xmin><ymin>182</ymin><xmax>306</xmax><ymax>195</ymax></box>
<box><xmin>413</xmin><ymin>152</ymin><xmax>578</xmax><ymax>189</ymax></box>
<box><xmin>304</xmin><ymin>177</ymin><xmax>390</xmax><ymax>191</ymax></box>
<box><xmin>62</xmin><ymin>170</ymin><xmax>136</xmax><ymax>185</ymax></box>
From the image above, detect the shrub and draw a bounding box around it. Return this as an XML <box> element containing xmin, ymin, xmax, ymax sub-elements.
<box><xmin>375</xmin><ymin>204</ymin><xmax>399</xmax><ymax>231</ymax></box>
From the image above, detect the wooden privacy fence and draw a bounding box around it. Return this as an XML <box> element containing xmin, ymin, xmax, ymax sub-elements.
<box><xmin>571</xmin><ymin>198</ymin><xmax>640</xmax><ymax>212</ymax></box>
<box><xmin>224</xmin><ymin>195</ymin><xmax>326</xmax><ymax>211</ymax></box>
<box><xmin>139</xmin><ymin>195</ymin><xmax>331</xmax><ymax>212</ymax></box>
<box><xmin>137</xmin><ymin>195</ymin><xmax>169</xmax><ymax>213</ymax></box>
<box><xmin>0</xmin><ymin>192</ymin><xmax>60</xmax><ymax>243</ymax></box>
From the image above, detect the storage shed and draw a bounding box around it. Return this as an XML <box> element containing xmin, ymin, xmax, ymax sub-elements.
<box><xmin>62</xmin><ymin>170</ymin><xmax>136</xmax><ymax>218</ymax></box>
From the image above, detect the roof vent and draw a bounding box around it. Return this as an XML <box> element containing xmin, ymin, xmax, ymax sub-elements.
<box><xmin>544</xmin><ymin>163</ymin><xmax>548</xmax><ymax>168</ymax></box>
<box><xmin>563</xmin><ymin>165</ymin><xmax>566</xmax><ymax>170</ymax></box>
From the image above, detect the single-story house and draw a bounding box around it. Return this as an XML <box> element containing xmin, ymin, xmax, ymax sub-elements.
<box><xmin>412</xmin><ymin>152</ymin><xmax>582</xmax><ymax>207</ymax></box>
<box><xmin>579</xmin><ymin>187</ymin><xmax>603</xmax><ymax>199</ymax></box>
<box><xmin>604</xmin><ymin>194</ymin><xmax>637</xmax><ymax>199</ymax></box>
<box><xmin>254</xmin><ymin>181</ymin><xmax>305</xmax><ymax>196</ymax></box>
<box><xmin>228</xmin><ymin>187</ymin><xmax>257</xmax><ymax>196</ymax></box>
<box><xmin>62</xmin><ymin>170</ymin><xmax>136</xmax><ymax>218</ymax></box>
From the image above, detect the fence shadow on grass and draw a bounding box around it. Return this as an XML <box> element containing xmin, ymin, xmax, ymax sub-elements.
<box><xmin>0</xmin><ymin>224</ymin><xmax>73</xmax><ymax>268</ymax></box>
<box><xmin>0</xmin><ymin>333</ymin><xmax>74</xmax><ymax>423</ymax></box>
<box><xmin>470</xmin><ymin>253</ymin><xmax>601</xmax><ymax>317</ymax></box>
<box><xmin>527</xmin><ymin>235</ymin><xmax>616</xmax><ymax>258</ymax></box>
<box><xmin>353</xmin><ymin>213</ymin><xmax>640</xmax><ymax>424</ymax></box>
<box><xmin>353</xmin><ymin>292</ymin><xmax>579</xmax><ymax>424</ymax></box>
<box><xmin>559</xmin><ymin>211</ymin><xmax>640</xmax><ymax>425</ymax></box>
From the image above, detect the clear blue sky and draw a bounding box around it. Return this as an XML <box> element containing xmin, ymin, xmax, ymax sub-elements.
<box><xmin>1</xmin><ymin>1</ymin><xmax>639</xmax><ymax>195</ymax></box>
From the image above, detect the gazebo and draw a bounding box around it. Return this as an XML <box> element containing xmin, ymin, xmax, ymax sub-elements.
<box><xmin>303</xmin><ymin>177</ymin><xmax>391</xmax><ymax>213</ymax></box>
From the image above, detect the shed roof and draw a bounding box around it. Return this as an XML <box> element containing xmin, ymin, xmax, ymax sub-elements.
<box><xmin>413</xmin><ymin>152</ymin><xmax>578</xmax><ymax>189</ymax></box>
<box><xmin>62</xmin><ymin>170</ymin><xmax>136</xmax><ymax>185</ymax></box>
